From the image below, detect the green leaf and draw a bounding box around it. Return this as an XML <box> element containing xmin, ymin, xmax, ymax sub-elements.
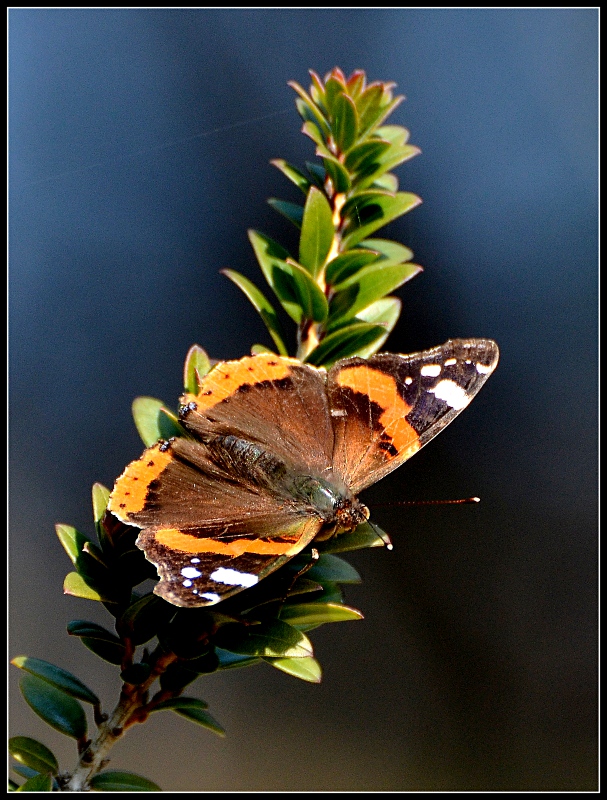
<box><xmin>375</xmin><ymin>124</ymin><xmax>410</xmax><ymax>145</ymax></box>
<box><xmin>62</xmin><ymin>572</ymin><xmax>106</xmax><ymax>602</ymax></box>
<box><xmin>300</xmin><ymin>119</ymin><xmax>326</xmax><ymax>149</ymax></box>
<box><xmin>372</xmin><ymin>173</ymin><xmax>399</xmax><ymax>192</ymax></box>
<box><xmin>11</xmin><ymin>656</ymin><xmax>99</xmax><ymax>705</ymax></box>
<box><xmin>332</xmin><ymin>92</ymin><xmax>358</xmax><ymax>152</ymax></box>
<box><xmin>356</xmin><ymin>84</ymin><xmax>385</xmax><ymax>135</ymax></box>
<box><xmin>152</xmin><ymin>696</ymin><xmax>209</xmax><ymax>712</ymax></box>
<box><xmin>341</xmin><ymin>191</ymin><xmax>422</xmax><ymax>249</ymax></box>
<box><xmin>304</xmin><ymin>322</ymin><xmax>388</xmax><ymax>367</ymax></box>
<box><xmin>67</xmin><ymin>620</ymin><xmax>126</xmax><ymax>665</ymax></box>
<box><xmin>183</xmin><ymin>344</ymin><xmax>211</xmax><ymax>394</ymax></box>
<box><xmin>296</xmin><ymin>553</ymin><xmax>362</xmax><ymax>584</ymax></box>
<box><xmin>267</xmin><ymin>198</ymin><xmax>304</xmax><ymax>228</ymax></box>
<box><xmin>280</xmin><ymin>602</ymin><xmax>363</xmax><ymax>625</ymax></box>
<box><xmin>289</xmin><ymin>81</ymin><xmax>331</xmax><ymax>139</ymax></box>
<box><xmin>173</xmin><ymin>707</ymin><xmax>226</xmax><ymax>737</ymax></box>
<box><xmin>91</xmin><ymin>483</ymin><xmax>110</xmax><ymax>527</ymax></box>
<box><xmin>354</xmin><ymin>297</ymin><xmax>402</xmax><ymax>357</ymax></box>
<box><xmin>325</xmin><ymin>249</ymin><xmax>379</xmax><ymax>286</ymax></box>
<box><xmin>55</xmin><ymin>524</ymin><xmax>94</xmax><ymax>566</ymax></box>
<box><xmin>360</xmin><ymin>238</ymin><xmax>414</xmax><ymax>263</ymax></box>
<box><xmin>316</xmin><ymin>521</ymin><xmax>391</xmax><ymax>553</ymax></box>
<box><xmin>306</xmin><ymin>162</ymin><xmax>326</xmax><ymax>186</ymax></box>
<box><xmin>355</xmin><ymin>144</ymin><xmax>421</xmax><ymax>192</ymax></box>
<box><xmin>221</xmin><ymin>269</ymin><xmax>288</xmax><ymax>356</ymax></box>
<box><xmin>215</xmin><ymin>647</ymin><xmax>261</xmax><ymax>670</ymax></box>
<box><xmin>214</xmin><ymin>620</ymin><xmax>313</xmax><ymax>658</ymax></box>
<box><xmin>321</xmin><ymin>155</ymin><xmax>351</xmax><ymax>193</ymax></box>
<box><xmin>270</xmin><ymin>159</ymin><xmax>311</xmax><ymax>194</ymax></box>
<box><xmin>19</xmin><ymin>674</ymin><xmax>87</xmax><ymax>740</ymax></box>
<box><xmin>118</xmin><ymin>594</ymin><xmax>175</xmax><ymax>645</ymax></box>
<box><xmin>329</xmin><ymin>262</ymin><xmax>422</xmax><ymax>323</ymax></box>
<box><xmin>15</xmin><ymin>772</ymin><xmax>53</xmax><ymax>792</ymax></box>
<box><xmin>8</xmin><ymin>737</ymin><xmax>58</xmax><ymax>776</ymax></box>
<box><xmin>132</xmin><ymin>397</ymin><xmax>183</xmax><ymax>448</ymax></box>
<box><xmin>284</xmin><ymin>259</ymin><xmax>329</xmax><ymax>323</ymax></box>
<box><xmin>298</xmin><ymin>186</ymin><xmax>335</xmax><ymax>277</ymax></box>
<box><xmin>344</xmin><ymin>139</ymin><xmax>392</xmax><ymax>173</ymax></box>
<box><xmin>265</xmin><ymin>655</ymin><xmax>322</xmax><ymax>683</ymax></box>
<box><xmin>89</xmin><ymin>771</ymin><xmax>161</xmax><ymax>792</ymax></box>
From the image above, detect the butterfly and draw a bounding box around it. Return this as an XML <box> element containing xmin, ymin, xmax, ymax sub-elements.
<box><xmin>107</xmin><ymin>338</ymin><xmax>498</xmax><ymax>607</ymax></box>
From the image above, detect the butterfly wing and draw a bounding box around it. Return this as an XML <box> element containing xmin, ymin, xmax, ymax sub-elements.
<box><xmin>178</xmin><ymin>353</ymin><xmax>335</xmax><ymax>476</ymax></box>
<box><xmin>107</xmin><ymin>437</ymin><xmax>322</xmax><ymax>607</ymax></box>
<box><xmin>327</xmin><ymin>338</ymin><xmax>499</xmax><ymax>493</ymax></box>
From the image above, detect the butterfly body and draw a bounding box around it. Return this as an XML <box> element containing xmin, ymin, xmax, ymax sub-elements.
<box><xmin>108</xmin><ymin>339</ymin><xmax>498</xmax><ymax>607</ymax></box>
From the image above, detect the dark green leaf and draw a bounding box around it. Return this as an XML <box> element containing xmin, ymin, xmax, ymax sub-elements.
<box><xmin>89</xmin><ymin>771</ymin><xmax>161</xmax><ymax>792</ymax></box>
<box><xmin>264</xmin><ymin>655</ymin><xmax>322</xmax><ymax>683</ymax></box>
<box><xmin>344</xmin><ymin>139</ymin><xmax>392</xmax><ymax>173</ymax></box>
<box><xmin>321</xmin><ymin>155</ymin><xmax>351</xmax><ymax>194</ymax></box>
<box><xmin>270</xmin><ymin>159</ymin><xmax>311</xmax><ymax>194</ymax></box>
<box><xmin>222</xmin><ymin>269</ymin><xmax>288</xmax><ymax>356</ymax></box>
<box><xmin>325</xmin><ymin>249</ymin><xmax>379</xmax><ymax>286</ymax></box>
<box><xmin>183</xmin><ymin>344</ymin><xmax>211</xmax><ymax>394</ymax></box>
<box><xmin>284</xmin><ymin>259</ymin><xmax>329</xmax><ymax>323</ymax></box>
<box><xmin>304</xmin><ymin>322</ymin><xmax>388</xmax><ymax>367</ymax></box>
<box><xmin>332</xmin><ymin>92</ymin><xmax>358</xmax><ymax>152</ymax></box>
<box><xmin>8</xmin><ymin>737</ymin><xmax>58</xmax><ymax>776</ymax></box>
<box><xmin>288</xmin><ymin>81</ymin><xmax>331</xmax><ymax>138</ymax></box>
<box><xmin>118</xmin><ymin>594</ymin><xmax>175</xmax><ymax>645</ymax></box>
<box><xmin>356</xmin><ymin>84</ymin><xmax>384</xmax><ymax>135</ymax></box>
<box><xmin>317</xmin><ymin>521</ymin><xmax>390</xmax><ymax>553</ymax></box>
<box><xmin>152</xmin><ymin>696</ymin><xmax>208</xmax><ymax>712</ymax></box>
<box><xmin>341</xmin><ymin>191</ymin><xmax>422</xmax><ymax>249</ymax></box>
<box><xmin>215</xmin><ymin>647</ymin><xmax>261</xmax><ymax>670</ymax></box>
<box><xmin>267</xmin><ymin>198</ymin><xmax>304</xmax><ymax>228</ymax></box>
<box><xmin>306</xmin><ymin>162</ymin><xmax>326</xmax><ymax>186</ymax></box>
<box><xmin>355</xmin><ymin>144</ymin><xmax>421</xmax><ymax>192</ymax></box>
<box><xmin>329</xmin><ymin>262</ymin><xmax>422</xmax><ymax>323</ymax></box>
<box><xmin>19</xmin><ymin>674</ymin><xmax>87</xmax><ymax>740</ymax></box>
<box><xmin>120</xmin><ymin>662</ymin><xmax>152</xmax><ymax>684</ymax></box>
<box><xmin>14</xmin><ymin>772</ymin><xmax>53</xmax><ymax>792</ymax></box>
<box><xmin>11</xmin><ymin>656</ymin><xmax>99</xmax><ymax>705</ymax></box>
<box><xmin>280</xmin><ymin>602</ymin><xmax>363</xmax><ymax>625</ymax></box>
<box><xmin>295</xmin><ymin>553</ymin><xmax>362</xmax><ymax>584</ymax></box>
<box><xmin>174</xmin><ymin>707</ymin><xmax>226</xmax><ymax>737</ymax></box>
<box><xmin>298</xmin><ymin>186</ymin><xmax>335</xmax><ymax>277</ymax></box>
<box><xmin>324</xmin><ymin>75</ymin><xmax>346</xmax><ymax>114</ymax></box>
<box><xmin>132</xmin><ymin>397</ymin><xmax>183</xmax><ymax>448</ymax></box>
<box><xmin>214</xmin><ymin>620</ymin><xmax>313</xmax><ymax>658</ymax></box>
<box><xmin>67</xmin><ymin>620</ymin><xmax>126</xmax><ymax>664</ymax></box>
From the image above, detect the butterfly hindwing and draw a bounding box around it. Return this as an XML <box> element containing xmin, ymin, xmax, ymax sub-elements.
<box><xmin>107</xmin><ymin>437</ymin><xmax>323</xmax><ymax>606</ymax></box>
<box><xmin>327</xmin><ymin>339</ymin><xmax>499</xmax><ymax>493</ymax></box>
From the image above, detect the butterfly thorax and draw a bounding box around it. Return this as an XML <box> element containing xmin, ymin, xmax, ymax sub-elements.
<box><xmin>205</xmin><ymin>433</ymin><xmax>366</xmax><ymax>530</ymax></box>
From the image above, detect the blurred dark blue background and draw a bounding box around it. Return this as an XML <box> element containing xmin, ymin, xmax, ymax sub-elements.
<box><xmin>9</xmin><ymin>9</ymin><xmax>597</xmax><ymax>791</ymax></box>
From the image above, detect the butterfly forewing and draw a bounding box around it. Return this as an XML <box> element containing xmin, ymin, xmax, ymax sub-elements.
<box><xmin>328</xmin><ymin>339</ymin><xmax>499</xmax><ymax>493</ymax></box>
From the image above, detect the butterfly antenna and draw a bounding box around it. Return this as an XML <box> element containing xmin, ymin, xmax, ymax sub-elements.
<box><xmin>367</xmin><ymin>520</ymin><xmax>394</xmax><ymax>550</ymax></box>
<box><xmin>371</xmin><ymin>496</ymin><xmax>480</xmax><ymax>509</ymax></box>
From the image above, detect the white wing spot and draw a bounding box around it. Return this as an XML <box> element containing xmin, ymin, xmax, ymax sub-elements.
<box><xmin>200</xmin><ymin>592</ymin><xmax>221</xmax><ymax>604</ymax></box>
<box><xmin>183</xmin><ymin>579</ymin><xmax>192</xmax><ymax>587</ymax></box>
<box><xmin>404</xmin><ymin>376</ymin><xmax>413</xmax><ymax>385</ymax></box>
<box><xmin>444</xmin><ymin>358</ymin><xmax>457</xmax><ymax>366</ymax></box>
<box><xmin>330</xmin><ymin>408</ymin><xmax>347</xmax><ymax>417</ymax></box>
<box><xmin>476</xmin><ymin>362</ymin><xmax>492</xmax><ymax>374</ymax></box>
<box><xmin>429</xmin><ymin>379</ymin><xmax>471</xmax><ymax>410</ymax></box>
<box><xmin>210</xmin><ymin>567</ymin><xmax>259</xmax><ymax>588</ymax></box>
<box><xmin>181</xmin><ymin>566</ymin><xmax>202</xmax><ymax>579</ymax></box>
<box><xmin>421</xmin><ymin>363</ymin><xmax>441</xmax><ymax>377</ymax></box>
<box><xmin>190</xmin><ymin>557</ymin><xmax>200</xmax><ymax>563</ymax></box>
